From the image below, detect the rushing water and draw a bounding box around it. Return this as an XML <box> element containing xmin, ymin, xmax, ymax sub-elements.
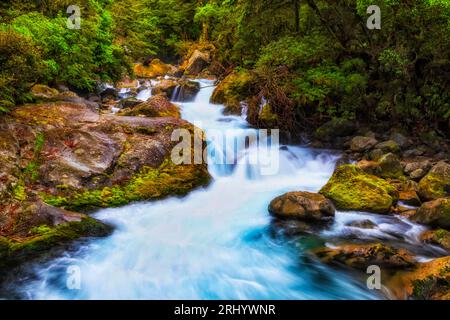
<box><xmin>6</xmin><ymin>80</ymin><xmax>443</xmax><ymax>300</ymax></box>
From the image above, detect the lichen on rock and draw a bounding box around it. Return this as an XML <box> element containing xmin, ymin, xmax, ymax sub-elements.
<box><xmin>320</xmin><ymin>164</ymin><xmax>399</xmax><ymax>213</ymax></box>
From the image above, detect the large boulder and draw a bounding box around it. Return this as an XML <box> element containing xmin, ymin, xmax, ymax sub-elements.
<box><xmin>119</xmin><ymin>95</ymin><xmax>180</xmax><ymax>118</ymax></box>
<box><xmin>0</xmin><ymin>198</ymin><xmax>112</xmax><ymax>268</ymax></box>
<box><xmin>314</xmin><ymin>243</ymin><xmax>416</xmax><ymax>270</ymax></box>
<box><xmin>378</xmin><ymin>153</ymin><xmax>404</xmax><ymax>179</ymax></box>
<box><xmin>151</xmin><ymin>79</ymin><xmax>178</xmax><ymax>97</ymax></box>
<box><xmin>182</xmin><ymin>50</ymin><xmax>210</xmax><ymax>75</ymax></box>
<box><xmin>411</xmin><ymin>198</ymin><xmax>450</xmax><ymax>229</ymax></box>
<box><xmin>315</xmin><ymin>118</ymin><xmax>357</xmax><ymax>142</ymax></box>
<box><xmin>133</xmin><ymin>59</ymin><xmax>176</xmax><ymax>78</ymax></box>
<box><xmin>418</xmin><ymin>161</ymin><xmax>450</xmax><ymax>201</ymax></box>
<box><xmin>172</xmin><ymin>80</ymin><xmax>201</xmax><ymax>102</ymax></box>
<box><xmin>210</xmin><ymin>71</ymin><xmax>253</xmax><ymax>113</ymax></box>
<box><xmin>357</xmin><ymin>153</ymin><xmax>404</xmax><ymax>179</ymax></box>
<box><xmin>268</xmin><ymin>192</ymin><xmax>335</xmax><ymax>222</ymax></box>
<box><xmin>388</xmin><ymin>256</ymin><xmax>450</xmax><ymax>300</ymax></box>
<box><xmin>350</xmin><ymin>136</ymin><xmax>378</xmax><ymax>152</ymax></box>
<box><xmin>320</xmin><ymin>165</ymin><xmax>398</xmax><ymax>213</ymax></box>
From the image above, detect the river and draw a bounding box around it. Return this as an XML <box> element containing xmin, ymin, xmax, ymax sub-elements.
<box><xmin>6</xmin><ymin>79</ymin><xmax>443</xmax><ymax>300</ymax></box>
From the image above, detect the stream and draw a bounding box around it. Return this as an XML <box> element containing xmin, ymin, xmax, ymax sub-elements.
<box><xmin>5</xmin><ymin>80</ymin><xmax>446</xmax><ymax>300</ymax></box>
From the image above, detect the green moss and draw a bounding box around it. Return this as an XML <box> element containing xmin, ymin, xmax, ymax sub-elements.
<box><xmin>0</xmin><ymin>217</ymin><xmax>111</xmax><ymax>268</ymax></box>
<box><xmin>42</xmin><ymin>160</ymin><xmax>211</xmax><ymax>211</ymax></box>
<box><xmin>29</xmin><ymin>225</ymin><xmax>52</xmax><ymax>235</ymax></box>
<box><xmin>419</xmin><ymin>173</ymin><xmax>449</xmax><ymax>200</ymax></box>
<box><xmin>211</xmin><ymin>70</ymin><xmax>253</xmax><ymax>112</ymax></box>
<box><xmin>259</xmin><ymin>104</ymin><xmax>278</xmax><ymax>123</ymax></box>
<box><xmin>12</xmin><ymin>181</ymin><xmax>27</xmax><ymax>201</ymax></box>
<box><xmin>136</xmin><ymin>126</ymin><xmax>157</xmax><ymax>135</ymax></box>
<box><xmin>320</xmin><ymin>165</ymin><xmax>398</xmax><ymax>213</ymax></box>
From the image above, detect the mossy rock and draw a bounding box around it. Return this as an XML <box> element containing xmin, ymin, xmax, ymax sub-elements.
<box><xmin>31</xmin><ymin>84</ymin><xmax>59</xmax><ymax>100</ymax></box>
<box><xmin>420</xmin><ymin>229</ymin><xmax>450</xmax><ymax>250</ymax></box>
<box><xmin>378</xmin><ymin>153</ymin><xmax>404</xmax><ymax>179</ymax></box>
<box><xmin>388</xmin><ymin>256</ymin><xmax>450</xmax><ymax>300</ymax></box>
<box><xmin>375</xmin><ymin>140</ymin><xmax>401</xmax><ymax>154</ymax></box>
<box><xmin>42</xmin><ymin>159</ymin><xmax>211</xmax><ymax>212</ymax></box>
<box><xmin>412</xmin><ymin>198</ymin><xmax>450</xmax><ymax>229</ymax></box>
<box><xmin>418</xmin><ymin>161</ymin><xmax>450</xmax><ymax>201</ymax></box>
<box><xmin>320</xmin><ymin>165</ymin><xmax>398</xmax><ymax>213</ymax></box>
<box><xmin>0</xmin><ymin>217</ymin><xmax>112</xmax><ymax>269</ymax></box>
<box><xmin>210</xmin><ymin>70</ymin><xmax>253</xmax><ymax>113</ymax></box>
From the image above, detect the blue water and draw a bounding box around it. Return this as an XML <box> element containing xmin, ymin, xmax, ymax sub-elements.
<box><xmin>14</xmin><ymin>80</ymin><xmax>387</xmax><ymax>300</ymax></box>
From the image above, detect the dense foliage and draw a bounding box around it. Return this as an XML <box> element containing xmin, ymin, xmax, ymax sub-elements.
<box><xmin>0</xmin><ymin>0</ymin><xmax>448</xmax><ymax>136</ymax></box>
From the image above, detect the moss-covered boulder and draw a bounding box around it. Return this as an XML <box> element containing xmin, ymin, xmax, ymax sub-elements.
<box><xmin>388</xmin><ymin>256</ymin><xmax>450</xmax><ymax>300</ymax></box>
<box><xmin>314</xmin><ymin>243</ymin><xmax>416</xmax><ymax>270</ymax></box>
<box><xmin>119</xmin><ymin>95</ymin><xmax>180</xmax><ymax>118</ymax></box>
<box><xmin>0</xmin><ymin>199</ymin><xmax>111</xmax><ymax>269</ymax></box>
<box><xmin>31</xmin><ymin>84</ymin><xmax>60</xmax><ymax>100</ymax></box>
<box><xmin>420</xmin><ymin>229</ymin><xmax>450</xmax><ymax>250</ymax></box>
<box><xmin>418</xmin><ymin>161</ymin><xmax>450</xmax><ymax>201</ymax></box>
<box><xmin>378</xmin><ymin>153</ymin><xmax>404</xmax><ymax>179</ymax></box>
<box><xmin>320</xmin><ymin>165</ymin><xmax>399</xmax><ymax>213</ymax></box>
<box><xmin>211</xmin><ymin>70</ymin><xmax>253</xmax><ymax>113</ymax></box>
<box><xmin>411</xmin><ymin>198</ymin><xmax>450</xmax><ymax>229</ymax></box>
<box><xmin>269</xmin><ymin>192</ymin><xmax>335</xmax><ymax>222</ymax></box>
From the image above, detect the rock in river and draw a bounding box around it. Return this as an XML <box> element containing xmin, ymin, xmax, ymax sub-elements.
<box><xmin>269</xmin><ymin>191</ymin><xmax>335</xmax><ymax>222</ymax></box>
<box><xmin>320</xmin><ymin>165</ymin><xmax>399</xmax><ymax>213</ymax></box>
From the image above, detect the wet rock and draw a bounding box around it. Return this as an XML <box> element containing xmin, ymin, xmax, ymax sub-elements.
<box><xmin>100</xmin><ymin>87</ymin><xmax>119</xmax><ymax>101</ymax></box>
<box><xmin>0</xmin><ymin>199</ymin><xmax>112</xmax><ymax>268</ymax></box>
<box><xmin>118</xmin><ymin>97</ymin><xmax>141</xmax><ymax>109</ymax></box>
<box><xmin>320</xmin><ymin>165</ymin><xmax>399</xmax><ymax>213</ymax></box>
<box><xmin>183</xmin><ymin>50</ymin><xmax>210</xmax><ymax>75</ymax></box>
<box><xmin>378</xmin><ymin>153</ymin><xmax>404</xmax><ymax>179</ymax></box>
<box><xmin>119</xmin><ymin>95</ymin><xmax>180</xmax><ymax>118</ymax></box>
<box><xmin>151</xmin><ymin>79</ymin><xmax>178</xmax><ymax>97</ymax></box>
<box><xmin>133</xmin><ymin>59</ymin><xmax>176</xmax><ymax>78</ymax></box>
<box><xmin>314</xmin><ymin>243</ymin><xmax>416</xmax><ymax>270</ymax></box>
<box><xmin>388</xmin><ymin>256</ymin><xmax>450</xmax><ymax>300</ymax></box>
<box><xmin>172</xmin><ymin>80</ymin><xmax>201</xmax><ymax>102</ymax></box>
<box><xmin>315</xmin><ymin>118</ymin><xmax>357</xmax><ymax>142</ymax></box>
<box><xmin>350</xmin><ymin>136</ymin><xmax>378</xmax><ymax>152</ymax></box>
<box><xmin>411</xmin><ymin>198</ymin><xmax>450</xmax><ymax>229</ymax></box>
<box><xmin>404</xmin><ymin>160</ymin><xmax>432</xmax><ymax>178</ymax></box>
<box><xmin>346</xmin><ymin>220</ymin><xmax>377</xmax><ymax>229</ymax></box>
<box><xmin>211</xmin><ymin>71</ymin><xmax>253</xmax><ymax>113</ymax></box>
<box><xmin>418</xmin><ymin>161</ymin><xmax>450</xmax><ymax>201</ymax></box>
<box><xmin>399</xmin><ymin>190</ymin><xmax>422</xmax><ymax>207</ymax></box>
<box><xmin>420</xmin><ymin>229</ymin><xmax>450</xmax><ymax>250</ymax></box>
<box><xmin>268</xmin><ymin>192</ymin><xmax>335</xmax><ymax>222</ymax></box>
